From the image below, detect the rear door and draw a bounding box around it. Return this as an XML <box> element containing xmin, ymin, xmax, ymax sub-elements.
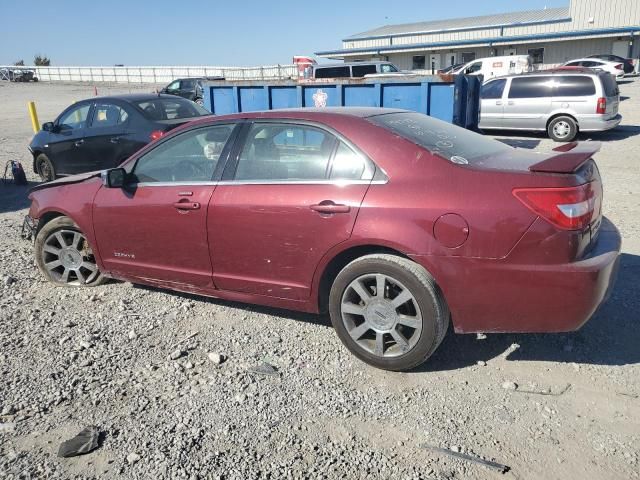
<box><xmin>47</xmin><ymin>102</ymin><xmax>93</xmax><ymax>175</ymax></box>
<box><xmin>83</xmin><ymin>101</ymin><xmax>132</xmax><ymax>170</ymax></box>
<box><xmin>93</xmin><ymin>123</ymin><xmax>237</xmax><ymax>288</ymax></box>
<box><xmin>503</xmin><ymin>76</ymin><xmax>553</xmax><ymax>130</ymax></box>
<box><xmin>599</xmin><ymin>73</ymin><xmax>620</xmax><ymax>117</ymax></box>
<box><xmin>208</xmin><ymin>121</ymin><xmax>374</xmax><ymax>300</ymax></box>
<box><xmin>479</xmin><ymin>78</ymin><xmax>507</xmax><ymax>129</ymax></box>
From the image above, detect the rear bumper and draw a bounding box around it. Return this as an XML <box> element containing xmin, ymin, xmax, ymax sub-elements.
<box><xmin>411</xmin><ymin>218</ymin><xmax>621</xmax><ymax>333</ymax></box>
<box><xmin>580</xmin><ymin>113</ymin><xmax>622</xmax><ymax>132</ymax></box>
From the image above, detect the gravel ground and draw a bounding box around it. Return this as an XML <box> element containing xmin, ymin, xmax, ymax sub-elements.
<box><xmin>0</xmin><ymin>80</ymin><xmax>639</xmax><ymax>480</ymax></box>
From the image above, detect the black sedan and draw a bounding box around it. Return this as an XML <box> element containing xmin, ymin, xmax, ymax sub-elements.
<box><xmin>29</xmin><ymin>94</ymin><xmax>210</xmax><ymax>181</ymax></box>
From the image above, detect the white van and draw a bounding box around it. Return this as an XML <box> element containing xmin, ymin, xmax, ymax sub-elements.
<box><xmin>456</xmin><ymin>55</ymin><xmax>532</xmax><ymax>79</ymax></box>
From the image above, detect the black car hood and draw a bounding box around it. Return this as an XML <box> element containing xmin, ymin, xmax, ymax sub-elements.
<box><xmin>30</xmin><ymin>170</ymin><xmax>102</xmax><ymax>193</ymax></box>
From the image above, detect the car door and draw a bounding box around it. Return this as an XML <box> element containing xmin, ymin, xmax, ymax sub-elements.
<box><xmin>503</xmin><ymin>76</ymin><xmax>553</xmax><ymax>130</ymax></box>
<box><xmin>479</xmin><ymin>78</ymin><xmax>507</xmax><ymax>129</ymax></box>
<box><xmin>83</xmin><ymin>102</ymin><xmax>132</xmax><ymax>171</ymax></box>
<box><xmin>177</xmin><ymin>79</ymin><xmax>196</xmax><ymax>100</ymax></box>
<box><xmin>46</xmin><ymin>102</ymin><xmax>93</xmax><ymax>175</ymax></box>
<box><xmin>208</xmin><ymin>121</ymin><xmax>375</xmax><ymax>301</ymax></box>
<box><xmin>92</xmin><ymin>123</ymin><xmax>238</xmax><ymax>288</ymax></box>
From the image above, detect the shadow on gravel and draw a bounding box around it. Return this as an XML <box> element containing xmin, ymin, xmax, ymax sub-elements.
<box><xmin>585</xmin><ymin>125</ymin><xmax>640</xmax><ymax>142</ymax></box>
<box><xmin>0</xmin><ymin>180</ymin><xmax>39</xmax><ymax>214</ymax></box>
<box><xmin>133</xmin><ymin>283</ymin><xmax>332</xmax><ymax>328</ymax></box>
<box><xmin>416</xmin><ymin>253</ymin><xmax>640</xmax><ymax>373</ymax></box>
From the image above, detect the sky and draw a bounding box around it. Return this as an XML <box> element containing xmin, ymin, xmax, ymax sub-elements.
<box><xmin>0</xmin><ymin>0</ymin><xmax>568</xmax><ymax>66</ymax></box>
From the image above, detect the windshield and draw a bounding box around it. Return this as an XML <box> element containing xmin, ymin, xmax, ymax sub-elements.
<box><xmin>134</xmin><ymin>97</ymin><xmax>209</xmax><ymax>120</ymax></box>
<box><xmin>367</xmin><ymin>112</ymin><xmax>512</xmax><ymax>165</ymax></box>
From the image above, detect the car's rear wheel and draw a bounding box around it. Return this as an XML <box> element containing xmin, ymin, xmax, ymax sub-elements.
<box><xmin>36</xmin><ymin>153</ymin><xmax>55</xmax><ymax>182</ymax></box>
<box><xmin>329</xmin><ymin>254</ymin><xmax>449</xmax><ymax>371</ymax></box>
<box><xmin>548</xmin><ymin>116</ymin><xmax>577</xmax><ymax>142</ymax></box>
<box><xmin>194</xmin><ymin>97</ymin><xmax>204</xmax><ymax>106</ymax></box>
<box><xmin>35</xmin><ymin>216</ymin><xmax>106</xmax><ymax>287</ymax></box>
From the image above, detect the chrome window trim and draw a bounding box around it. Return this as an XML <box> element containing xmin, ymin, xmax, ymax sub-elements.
<box><xmin>130</xmin><ymin>178</ymin><xmax>388</xmax><ymax>188</ymax></box>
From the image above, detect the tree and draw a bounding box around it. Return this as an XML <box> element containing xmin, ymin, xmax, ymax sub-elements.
<box><xmin>34</xmin><ymin>54</ymin><xmax>50</xmax><ymax>66</ymax></box>
<box><xmin>14</xmin><ymin>60</ymin><xmax>24</xmax><ymax>66</ymax></box>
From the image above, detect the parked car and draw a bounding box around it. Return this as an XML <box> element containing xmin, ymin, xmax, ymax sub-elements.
<box><xmin>438</xmin><ymin>63</ymin><xmax>464</xmax><ymax>74</ymax></box>
<box><xmin>159</xmin><ymin>77</ymin><xmax>222</xmax><ymax>106</ymax></box>
<box><xmin>29</xmin><ymin>94</ymin><xmax>210</xmax><ymax>182</ymax></box>
<box><xmin>587</xmin><ymin>54</ymin><xmax>634</xmax><ymax>74</ymax></box>
<box><xmin>0</xmin><ymin>67</ymin><xmax>38</xmax><ymax>82</ymax></box>
<box><xmin>23</xmin><ymin>108</ymin><xmax>620</xmax><ymax>371</ymax></box>
<box><xmin>563</xmin><ymin>58</ymin><xmax>626</xmax><ymax>80</ymax></box>
<box><xmin>479</xmin><ymin>69</ymin><xmax>621</xmax><ymax>141</ymax></box>
<box><xmin>312</xmin><ymin>62</ymin><xmax>402</xmax><ymax>79</ymax></box>
<box><xmin>456</xmin><ymin>55</ymin><xmax>532</xmax><ymax>79</ymax></box>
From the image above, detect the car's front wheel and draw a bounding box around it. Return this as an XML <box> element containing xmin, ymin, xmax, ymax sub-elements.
<box><xmin>329</xmin><ymin>254</ymin><xmax>449</xmax><ymax>371</ymax></box>
<box><xmin>36</xmin><ymin>153</ymin><xmax>55</xmax><ymax>182</ymax></box>
<box><xmin>194</xmin><ymin>97</ymin><xmax>204</xmax><ymax>106</ymax></box>
<box><xmin>35</xmin><ymin>216</ymin><xmax>106</xmax><ymax>287</ymax></box>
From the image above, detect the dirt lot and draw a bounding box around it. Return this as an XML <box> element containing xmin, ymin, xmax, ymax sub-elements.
<box><xmin>0</xmin><ymin>80</ymin><xmax>639</xmax><ymax>480</ymax></box>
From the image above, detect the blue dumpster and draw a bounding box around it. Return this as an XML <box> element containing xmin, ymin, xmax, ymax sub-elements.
<box><xmin>202</xmin><ymin>76</ymin><xmax>477</xmax><ymax>128</ymax></box>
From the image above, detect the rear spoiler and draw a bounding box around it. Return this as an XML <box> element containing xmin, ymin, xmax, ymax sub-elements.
<box><xmin>528</xmin><ymin>142</ymin><xmax>601</xmax><ymax>174</ymax></box>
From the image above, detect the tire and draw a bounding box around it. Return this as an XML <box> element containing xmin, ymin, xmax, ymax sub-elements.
<box><xmin>36</xmin><ymin>153</ymin><xmax>55</xmax><ymax>182</ymax></box>
<box><xmin>34</xmin><ymin>216</ymin><xmax>106</xmax><ymax>287</ymax></box>
<box><xmin>329</xmin><ymin>254</ymin><xmax>449</xmax><ymax>371</ymax></box>
<box><xmin>547</xmin><ymin>116</ymin><xmax>578</xmax><ymax>142</ymax></box>
<box><xmin>194</xmin><ymin>97</ymin><xmax>204</xmax><ymax>106</ymax></box>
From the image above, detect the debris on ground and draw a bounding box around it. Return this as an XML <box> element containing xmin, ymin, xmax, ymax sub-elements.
<box><xmin>420</xmin><ymin>445</ymin><xmax>510</xmax><ymax>473</ymax></box>
<box><xmin>57</xmin><ymin>426</ymin><xmax>100</xmax><ymax>458</ymax></box>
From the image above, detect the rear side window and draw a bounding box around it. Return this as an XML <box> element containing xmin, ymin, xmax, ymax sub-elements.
<box><xmin>554</xmin><ymin>76</ymin><xmax>596</xmax><ymax>97</ymax></box>
<box><xmin>600</xmin><ymin>73</ymin><xmax>619</xmax><ymax>97</ymax></box>
<box><xmin>315</xmin><ymin>66</ymin><xmax>350</xmax><ymax>79</ymax></box>
<box><xmin>368</xmin><ymin>112</ymin><xmax>511</xmax><ymax>165</ymax></box>
<box><xmin>508</xmin><ymin>77</ymin><xmax>553</xmax><ymax>98</ymax></box>
<box><xmin>90</xmin><ymin>103</ymin><xmax>129</xmax><ymax>127</ymax></box>
<box><xmin>135</xmin><ymin>98</ymin><xmax>209</xmax><ymax>120</ymax></box>
<box><xmin>352</xmin><ymin>64</ymin><xmax>377</xmax><ymax>76</ymax></box>
<box><xmin>481</xmin><ymin>79</ymin><xmax>506</xmax><ymax>99</ymax></box>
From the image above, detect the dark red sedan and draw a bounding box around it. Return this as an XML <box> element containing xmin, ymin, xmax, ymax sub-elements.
<box><xmin>25</xmin><ymin>108</ymin><xmax>621</xmax><ymax>371</ymax></box>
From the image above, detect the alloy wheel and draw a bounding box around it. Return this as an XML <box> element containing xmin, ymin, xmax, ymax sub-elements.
<box><xmin>41</xmin><ymin>229</ymin><xmax>100</xmax><ymax>285</ymax></box>
<box><xmin>340</xmin><ymin>273</ymin><xmax>423</xmax><ymax>358</ymax></box>
<box><xmin>552</xmin><ymin>121</ymin><xmax>571</xmax><ymax>139</ymax></box>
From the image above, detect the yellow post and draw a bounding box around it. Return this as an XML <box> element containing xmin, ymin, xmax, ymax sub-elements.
<box><xmin>28</xmin><ymin>101</ymin><xmax>40</xmax><ymax>133</ymax></box>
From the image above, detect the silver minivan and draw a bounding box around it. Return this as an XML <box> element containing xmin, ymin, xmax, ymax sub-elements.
<box><xmin>479</xmin><ymin>69</ymin><xmax>621</xmax><ymax>141</ymax></box>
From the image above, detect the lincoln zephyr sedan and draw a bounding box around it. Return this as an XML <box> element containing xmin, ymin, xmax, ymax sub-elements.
<box><xmin>24</xmin><ymin>108</ymin><xmax>621</xmax><ymax>371</ymax></box>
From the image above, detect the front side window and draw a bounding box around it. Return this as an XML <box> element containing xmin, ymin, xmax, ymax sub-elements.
<box><xmin>481</xmin><ymin>79</ymin><xmax>507</xmax><ymax>100</ymax></box>
<box><xmin>166</xmin><ymin>81</ymin><xmax>180</xmax><ymax>91</ymax></box>
<box><xmin>508</xmin><ymin>77</ymin><xmax>553</xmax><ymax>99</ymax></box>
<box><xmin>133</xmin><ymin>125</ymin><xmax>234</xmax><ymax>183</ymax></box>
<box><xmin>381</xmin><ymin>64</ymin><xmax>398</xmax><ymax>73</ymax></box>
<box><xmin>465</xmin><ymin>62</ymin><xmax>482</xmax><ymax>74</ymax></box>
<box><xmin>58</xmin><ymin>104</ymin><xmax>91</xmax><ymax>131</ymax></box>
<box><xmin>90</xmin><ymin>103</ymin><xmax>128</xmax><ymax>128</ymax></box>
<box><xmin>235</xmin><ymin>124</ymin><xmax>337</xmax><ymax>181</ymax></box>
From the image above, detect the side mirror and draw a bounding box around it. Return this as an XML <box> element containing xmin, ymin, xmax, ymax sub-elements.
<box><xmin>42</xmin><ymin>122</ymin><xmax>54</xmax><ymax>132</ymax></box>
<box><xmin>101</xmin><ymin>168</ymin><xmax>126</xmax><ymax>188</ymax></box>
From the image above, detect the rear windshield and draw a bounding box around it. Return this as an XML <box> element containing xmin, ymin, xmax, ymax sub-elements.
<box><xmin>134</xmin><ymin>97</ymin><xmax>209</xmax><ymax>121</ymax></box>
<box><xmin>600</xmin><ymin>73</ymin><xmax>619</xmax><ymax>97</ymax></box>
<box><xmin>368</xmin><ymin>112</ymin><xmax>512</xmax><ymax>165</ymax></box>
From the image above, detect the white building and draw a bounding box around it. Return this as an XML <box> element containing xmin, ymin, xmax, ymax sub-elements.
<box><xmin>315</xmin><ymin>0</ymin><xmax>640</xmax><ymax>71</ymax></box>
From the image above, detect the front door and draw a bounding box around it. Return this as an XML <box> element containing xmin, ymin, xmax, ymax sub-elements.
<box><xmin>209</xmin><ymin>121</ymin><xmax>374</xmax><ymax>300</ymax></box>
<box><xmin>479</xmin><ymin>78</ymin><xmax>507</xmax><ymax>129</ymax></box>
<box><xmin>92</xmin><ymin>123</ymin><xmax>237</xmax><ymax>288</ymax></box>
<box><xmin>48</xmin><ymin>102</ymin><xmax>93</xmax><ymax>175</ymax></box>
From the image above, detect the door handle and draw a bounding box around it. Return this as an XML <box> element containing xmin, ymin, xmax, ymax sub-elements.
<box><xmin>74</xmin><ymin>139</ymin><xmax>84</xmax><ymax>147</ymax></box>
<box><xmin>173</xmin><ymin>201</ymin><xmax>200</xmax><ymax>210</ymax></box>
<box><xmin>310</xmin><ymin>202</ymin><xmax>350</xmax><ymax>214</ymax></box>
<box><xmin>496</xmin><ymin>100</ymin><xmax>503</xmax><ymax>105</ymax></box>
<box><xmin>110</xmin><ymin>137</ymin><xmax>120</xmax><ymax>144</ymax></box>
<box><xmin>507</xmin><ymin>101</ymin><xmax>515</xmax><ymax>105</ymax></box>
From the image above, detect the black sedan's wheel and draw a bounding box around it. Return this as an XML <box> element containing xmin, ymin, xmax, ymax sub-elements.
<box><xmin>548</xmin><ymin>116</ymin><xmax>578</xmax><ymax>142</ymax></box>
<box><xmin>36</xmin><ymin>153</ymin><xmax>55</xmax><ymax>182</ymax></box>
<box><xmin>195</xmin><ymin>97</ymin><xmax>204</xmax><ymax>106</ymax></box>
<box><xmin>35</xmin><ymin>216</ymin><xmax>106</xmax><ymax>287</ymax></box>
<box><xmin>329</xmin><ymin>254</ymin><xmax>449</xmax><ymax>371</ymax></box>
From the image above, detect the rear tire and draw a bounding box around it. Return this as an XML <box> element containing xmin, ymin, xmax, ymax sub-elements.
<box><xmin>548</xmin><ymin>116</ymin><xmax>578</xmax><ymax>142</ymax></box>
<box><xmin>36</xmin><ymin>153</ymin><xmax>55</xmax><ymax>182</ymax></box>
<box><xmin>35</xmin><ymin>216</ymin><xmax>106</xmax><ymax>287</ymax></box>
<box><xmin>194</xmin><ymin>97</ymin><xmax>204</xmax><ymax>106</ymax></box>
<box><xmin>329</xmin><ymin>254</ymin><xmax>449</xmax><ymax>371</ymax></box>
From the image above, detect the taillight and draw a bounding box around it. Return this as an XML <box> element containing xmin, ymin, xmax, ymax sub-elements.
<box><xmin>614</xmin><ymin>63</ymin><xmax>623</xmax><ymax>70</ymax></box>
<box><xmin>513</xmin><ymin>183</ymin><xmax>598</xmax><ymax>230</ymax></box>
<box><xmin>150</xmin><ymin>130</ymin><xmax>165</xmax><ymax>141</ymax></box>
<box><xmin>596</xmin><ymin>97</ymin><xmax>606</xmax><ymax>114</ymax></box>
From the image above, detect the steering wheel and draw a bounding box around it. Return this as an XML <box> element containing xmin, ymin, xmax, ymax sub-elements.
<box><xmin>174</xmin><ymin>159</ymin><xmax>208</xmax><ymax>181</ymax></box>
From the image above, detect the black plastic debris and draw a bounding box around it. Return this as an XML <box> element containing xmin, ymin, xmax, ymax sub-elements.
<box><xmin>58</xmin><ymin>426</ymin><xmax>100</xmax><ymax>458</ymax></box>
